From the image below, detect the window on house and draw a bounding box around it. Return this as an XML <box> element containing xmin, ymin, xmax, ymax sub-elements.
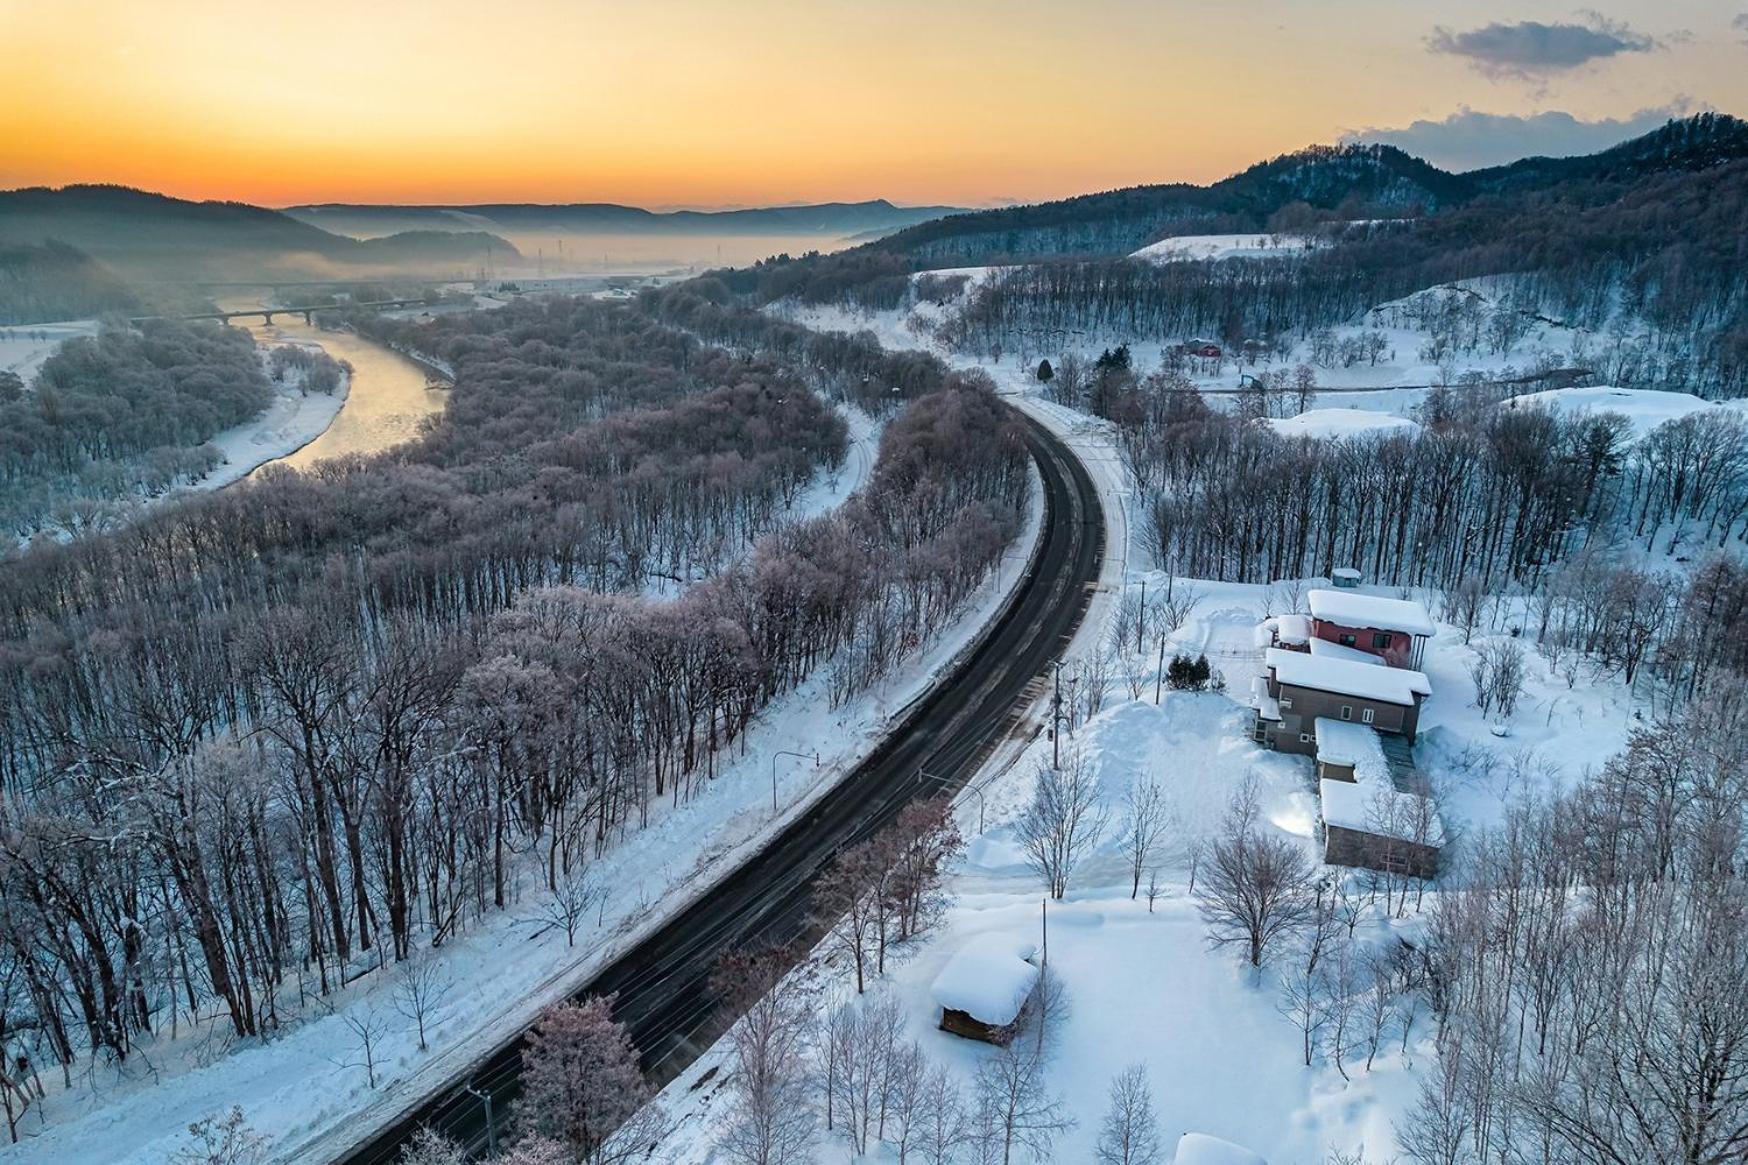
<box><xmin>1339</xmin><ymin>633</ymin><xmax>1357</xmax><ymax>646</ymax></box>
<box><xmin>1341</xmin><ymin>705</ymin><xmax>1353</xmax><ymax>721</ymax></box>
<box><xmin>1373</xmin><ymin>632</ymin><xmax>1392</xmax><ymax>649</ymax></box>
<box><xmin>1299</xmin><ymin>732</ymin><xmax>1313</xmax><ymax>743</ymax></box>
<box><xmin>1362</xmin><ymin>708</ymin><xmax>1375</xmax><ymax>724</ymax></box>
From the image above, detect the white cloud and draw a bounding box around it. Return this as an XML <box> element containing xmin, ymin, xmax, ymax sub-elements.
<box><xmin>1342</xmin><ymin>103</ymin><xmax>1693</xmax><ymax>171</ymax></box>
<box><xmin>1427</xmin><ymin>16</ymin><xmax>1659</xmax><ymax>80</ymax></box>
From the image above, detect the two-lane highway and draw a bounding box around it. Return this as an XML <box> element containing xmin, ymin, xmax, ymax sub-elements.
<box><xmin>337</xmin><ymin>408</ymin><xmax>1104</xmax><ymax>1163</ymax></box>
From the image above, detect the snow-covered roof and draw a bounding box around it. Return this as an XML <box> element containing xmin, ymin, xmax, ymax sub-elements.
<box><xmin>1307</xmin><ymin>589</ymin><xmax>1436</xmax><ymax>637</ymax></box>
<box><xmin>1267</xmin><ymin>409</ymin><xmax>1420</xmax><ymax>441</ymax></box>
<box><xmin>1315</xmin><ymin>718</ymin><xmax>1442</xmax><ymax>844</ymax></box>
<box><xmin>1252</xmin><ymin>618</ymin><xmax>1277</xmax><ymax>650</ymax></box>
<box><xmin>1266</xmin><ymin>648</ymin><xmax>1431</xmax><ymax>705</ymax></box>
<box><xmin>1314</xmin><ymin>718</ymin><xmax>1389</xmax><ymax>780</ymax></box>
<box><xmin>1307</xmin><ymin>637</ymin><xmax>1384</xmax><ymax>666</ymax></box>
<box><xmin>1277</xmin><ymin>613</ymin><xmax>1310</xmax><ymax>645</ymax></box>
<box><xmin>930</xmin><ymin>935</ymin><xmax>1039</xmax><ymax>1026</ymax></box>
<box><xmin>1251</xmin><ymin>675</ymin><xmax>1280</xmax><ymax>721</ymax></box>
<box><xmin>1174</xmin><ymin>1133</ymin><xmax>1268</xmax><ymax>1165</ymax></box>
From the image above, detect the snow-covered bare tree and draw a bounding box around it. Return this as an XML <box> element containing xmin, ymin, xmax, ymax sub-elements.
<box><xmin>712</xmin><ymin>948</ymin><xmax>816</xmax><ymax>1165</ymax></box>
<box><xmin>517</xmin><ymin>998</ymin><xmax>653</xmax><ymax>1164</ymax></box>
<box><xmin>1016</xmin><ymin>750</ymin><xmax>1107</xmax><ymax>900</ymax></box>
<box><xmin>171</xmin><ymin>1107</ymin><xmax>268</xmax><ymax>1165</ymax></box>
<box><xmin>1093</xmin><ymin>1064</ymin><xmax>1162</xmax><ymax>1165</ymax></box>
<box><xmin>972</xmin><ymin>1036</ymin><xmax>1072</xmax><ymax>1165</ymax></box>
<box><xmin>1120</xmin><ymin>779</ymin><xmax>1170</xmax><ymax>900</ymax></box>
<box><xmin>1196</xmin><ymin>806</ymin><xmax>1318</xmax><ymax>969</ymax></box>
<box><xmin>394</xmin><ymin>957</ymin><xmax>454</xmax><ymax>1053</ymax></box>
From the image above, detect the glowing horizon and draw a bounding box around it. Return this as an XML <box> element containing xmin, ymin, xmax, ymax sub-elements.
<box><xmin>2</xmin><ymin>0</ymin><xmax>1742</xmax><ymax>209</ymax></box>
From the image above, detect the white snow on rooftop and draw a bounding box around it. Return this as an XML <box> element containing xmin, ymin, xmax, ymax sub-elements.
<box><xmin>1266</xmin><ymin>648</ymin><xmax>1431</xmax><ymax>705</ymax></box>
<box><xmin>1267</xmin><ymin>408</ymin><xmax>1420</xmax><ymax>440</ymax></box>
<box><xmin>1315</xmin><ymin>718</ymin><xmax>1442</xmax><ymax>845</ymax></box>
<box><xmin>1306</xmin><ymin>588</ymin><xmax>1436</xmax><ymax>637</ymax></box>
<box><xmin>1276</xmin><ymin>612</ymin><xmax>1310</xmax><ymax>644</ymax></box>
<box><xmin>1307</xmin><ymin>637</ymin><xmax>1385</xmax><ymax>665</ymax></box>
<box><xmin>1502</xmin><ymin>385</ymin><xmax>1746</xmax><ymax>442</ymax></box>
<box><xmin>929</xmin><ymin>934</ymin><xmax>1039</xmax><ymax>1026</ymax></box>
<box><xmin>1174</xmin><ymin>1132</ymin><xmax>1269</xmax><ymax>1165</ymax></box>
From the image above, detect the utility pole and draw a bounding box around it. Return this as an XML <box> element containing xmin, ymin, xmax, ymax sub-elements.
<box><xmin>464</xmin><ymin>1081</ymin><xmax>497</xmax><ymax>1156</ymax></box>
<box><xmin>1051</xmin><ymin>660</ymin><xmax>1064</xmax><ymax>770</ymax></box>
<box><xmin>1155</xmin><ymin>633</ymin><xmax>1169</xmax><ymax>704</ymax></box>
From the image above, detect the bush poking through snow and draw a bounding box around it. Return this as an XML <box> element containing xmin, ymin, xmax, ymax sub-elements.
<box><xmin>1167</xmin><ymin>653</ymin><xmax>1214</xmax><ymax>691</ymax></box>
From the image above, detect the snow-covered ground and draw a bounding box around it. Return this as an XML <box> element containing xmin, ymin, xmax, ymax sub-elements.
<box><xmin>3</xmin><ymin>460</ymin><xmax>1045</xmax><ymax>1165</ymax></box>
<box><xmin>645</xmin><ymin>293</ymin><xmax>1654</xmax><ymax>1165</ymax></box>
<box><xmin>1501</xmin><ymin>383</ymin><xmax>1748</xmax><ymax>440</ymax></box>
<box><xmin>1267</xmin><ymin>408</ymin><xmax>1421</xmax><ymax>440</ymax></box>
<box><xmin>1130</xmin><ymin>232</ymin><xmax>1319</xmax><ymax>263</ymax></box>
<box><xmin>654</xmin><ymin>554</ymin><xmax>1640</xmax><ymax>1163</ymax></box>
<box><xmin>0</xmin><ymin>318</ymin><xmax>97</xmax><ymax>380</ymax></box>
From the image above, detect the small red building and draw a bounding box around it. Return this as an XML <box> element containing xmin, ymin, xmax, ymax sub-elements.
<box><xmin>1306</xmin><ymin>589</ymin><xmax>1435</xmax><ymax>669</ymax></box>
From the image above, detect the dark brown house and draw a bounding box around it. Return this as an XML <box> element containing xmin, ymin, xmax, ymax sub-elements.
<box><xmin>1252</xmin><ymin>648</ymin><xmax>1430</xmax><ymax>754</ymax></box>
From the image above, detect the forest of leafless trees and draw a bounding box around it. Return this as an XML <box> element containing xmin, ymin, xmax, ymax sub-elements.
<box><xmin>0</xmin><ymin>295</ymin><xmax>1028</xmax><ymax>1133</ymax></box>
<box><xmin>1402</xmin><ymin>701</ymin><xmax>1748</xmax><ymax>1165</ymax></box>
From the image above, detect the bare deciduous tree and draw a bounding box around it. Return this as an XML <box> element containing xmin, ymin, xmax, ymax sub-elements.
<box><xmin>1093</xmin><ymin>1063</ymin><xmax>1162</xmax><ymax>1165</ymax></box>
<box><xmin>1121</xmin><ymin>779</ymin><xmax>1170</xmax><ymax>900</ymax></box>
<box><xmin>1196</xmin><ymin>803</ymin><xmax>1318</xmax><ymax>969</ymax></box>
<box><xmin>1016</xmin><ymin>751</ymin><xmax>1108</xmax><ymax>900</ymax></box>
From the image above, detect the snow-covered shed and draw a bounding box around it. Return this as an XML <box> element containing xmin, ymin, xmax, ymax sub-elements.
<box><xmin>930</xmin><ymin>935</ymin><xmax>1040</xmax><ymax>1044</ymax></box>
<box><xmin>1306</xmin><ymin>588</ymin><xmax>1435</xmax><ymax>667</ymax></box>
<box><xmin>1174</xmin><ymin>1132</ymin><xmax>1267</xmax><ymax>1165</ymax></box>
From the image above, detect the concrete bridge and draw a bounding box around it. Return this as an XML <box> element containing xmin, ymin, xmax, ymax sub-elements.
<box><xmin>132</xmin><ymin>298</ymin><xmax>438</xmax><ymax>326</ymax></box>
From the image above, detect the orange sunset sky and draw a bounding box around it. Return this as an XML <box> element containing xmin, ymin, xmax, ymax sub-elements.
<box><xmin>3</xmin><ymin>0</ymin><xmax>1744</xmax><ymax>208</ymax></box>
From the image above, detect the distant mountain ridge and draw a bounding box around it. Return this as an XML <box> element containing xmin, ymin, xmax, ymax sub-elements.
<box><xmin>0</xmin><ymin>184</ymin><xmax>520</xmax><ymax>282</ymax></box>
<box><xmin>859</xmin><ymin>113</ymin><xmax>1748</xmax><ymax>266</ymax></box>
<box><xmin>284</xmin><ymin>198</ymin><xmax>970</xmax><ymax>241</ymax></box>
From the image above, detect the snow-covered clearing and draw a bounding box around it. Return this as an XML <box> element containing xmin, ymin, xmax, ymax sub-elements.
<box><xmin>1130</xmin><ymin>232</ymin><xmax>1319</xmax><ymax>263</ymax></box>
<box><xmin>0</xmin><ymin>318</ymin><xmax>97</xmax><ymax>380</ymax></box>
<box><xmin>187</xmin><ymin>354</ymin><xmax>351</xmax><ymax>491</ymax></box>
<box><xmin>5</xmin><ymin>448</ymin><xmax>1042</xmax><ymax>1165</ymax></box>
<box><xmin>1501</xmin><ymin>384</ymin><xmax>1748</xmax><ymax>440</ymax></box>
<box><xmin>1267</xmin><ymin>408</ymin><xmax>1421</xmax><ymax>440</ymax></box>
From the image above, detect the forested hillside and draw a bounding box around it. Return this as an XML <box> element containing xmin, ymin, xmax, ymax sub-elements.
<box><xmin>744</xmin><ymin>115</ymin><xmax>1748</xmax><ymax>398</ymax></box>
<box><xmin>0</xmin><ymin>295</ymin><xmax>1027</xmax><ymax>1125</ymax></box>
<box><xmin>0</xmin><ymin>241</ymin><xmax>136</xmax><ymax>324</ymax></box>
<box><xmin>0</xmin><ymin>185</ymin><xmax>520</xmax><ymax>281</ymax></box>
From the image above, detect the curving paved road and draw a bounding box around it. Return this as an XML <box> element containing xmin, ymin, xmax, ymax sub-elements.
<box><xmin>336</xmin><ymin>409</ymin><xmax>1104</xmax><ymax>1163</ymax></box>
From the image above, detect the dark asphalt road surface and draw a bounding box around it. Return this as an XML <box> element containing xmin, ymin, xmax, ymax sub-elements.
<box><xmin>335</xmin><ymin>408</ymin><xmax>1104</xmax><ymax>1163</ymax></box>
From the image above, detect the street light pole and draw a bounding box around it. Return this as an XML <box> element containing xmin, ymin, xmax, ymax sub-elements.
<box><xmin>919</xmin><ymin>768</ymin><xmax>987</xmax><ymax>832</ymax></box>
<box><xmin>770</xmin><ymin>750</ymin><xmax>819</xmax><ymax>813</ymax></box>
